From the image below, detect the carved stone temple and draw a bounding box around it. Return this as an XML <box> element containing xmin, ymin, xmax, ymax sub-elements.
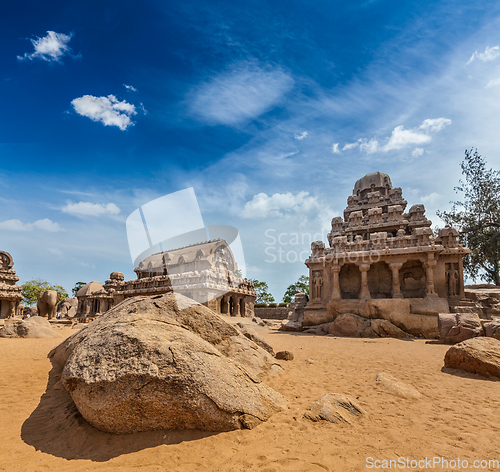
<box><xmin>0</xmin><ymin>251</ymin><xmax>23</xmax><ymax>319</ymax></box>
<box><xmin>76</xmin><ymin>239</ymin><xmax>256</xmax><ymax>318</ymax></box>
<box><xmin>302</xmin><ymin>172</ymin><xmax>470</xmax><ymax>336</ymax></box>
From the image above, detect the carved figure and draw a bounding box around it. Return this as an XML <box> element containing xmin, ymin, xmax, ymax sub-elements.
<box><xmin>312</xmin><ymin>271</ymin><xmax>323</xmax><ymax>300</ymax></box>
<box><xmin>37</xmin><ymin>290</ymin><xmax>61</xmax><ymax>320</ymax></box>
<box><xmin>448</xmin><ymin>269</ymin><xmax>458</xmax><ymax>296</ymax></box>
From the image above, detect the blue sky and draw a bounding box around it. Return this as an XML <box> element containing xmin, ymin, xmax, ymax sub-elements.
<box><xmin>2</xmin><ymin>0</ymin><xmax>500</xmax><ymax>300</ymax></box>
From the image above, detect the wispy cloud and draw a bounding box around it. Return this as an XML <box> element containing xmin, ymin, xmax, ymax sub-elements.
<box><xmin>294</xmin><ymin>131</ymin><xmax>308</xmax><ymax>140</ymax></box>
<box><xmin>466</xmin><ymin>45</ymin><xmax>500</xmax><ymax>65</ymax></box>
<box><xmin>17</xmin><ymin>31</ymin><xmax>79</xmax><ymax>63</ymax></box>
<box><xmin>71</xmin><ymin>95</ymin><xmax>137</xmax><ymax>130</ymax></box>
<box><xmin>61</xmin><ymin>202</ymin><xmax>121</xmax><ymax>217</ymax></box>
<box><xmin>412</xmin><ymin>147</ymin><xmax>424</xmax><ymax>157</ymax></box>
<box><xmin>0</xmin><ymin>218</ymin><xmax>62</xmax><ymax>232</ymax></box>
<box><xmin>241</xmin><ymin>191</ymin><xmax>318</xmax><ymax>219</ymax></box>
<box><xmin>332</xmin><ymin>143</ymin><xmax>340</xmax><ymax>153</ymax></box>
<box><xmin>187</xmin><ymin>62</ymin><xmax>294</xmax><ymax>126</ymax></box>
<box><xmin>486</xmin><ymin>77</ymin><xmax>500</xmax><ymax>88</ymax></box>
<box><xmin>124</xmin><ymin>84</ymin><xmax>137</xmax><ymax>92</ymax></box>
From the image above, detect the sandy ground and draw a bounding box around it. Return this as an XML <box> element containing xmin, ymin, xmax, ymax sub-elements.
<box><xmin>1</xmin><ymin>320</ymin><xmax>499</xmax><ymax>472</ymax></box>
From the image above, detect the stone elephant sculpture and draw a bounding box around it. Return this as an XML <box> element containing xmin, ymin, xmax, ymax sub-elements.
<box><xmin>37</xmin><ymin>290</ymin><xmax>61</xmax><ymax>320</ymax></box>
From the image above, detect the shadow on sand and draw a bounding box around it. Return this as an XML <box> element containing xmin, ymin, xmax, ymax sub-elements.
<box><xmin>21</xmin><ymin>363</ymin><xmax>217</xmax><ymax>462</ymax></box>
<box><xmin>440</xmin><ymin>365</ymin><xmax>499</xmax><ymax>382</ymax></box>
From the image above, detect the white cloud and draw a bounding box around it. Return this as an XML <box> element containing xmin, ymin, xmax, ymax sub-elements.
<box><xmin>294</xmin><ymin>131</ymin><xmax>308</xmax><ymax>140</ymax></box>
<box><xmin>467</xmin><ymin>45</ymin><xmax>500</xmax><ymax>65</ymax></box>
<box><xmin>17</xmin><ymin>31</ymin><xmax>77</xmax><ymax>63</ymax></box>
<box><xmin>241</xmin><ymin>191</ymin><xmax>318</xmax><ymax>219</ymax></box>
<box><xmin>332</xmin><ymin>143</ymin><xmax>340</xmax><ymax>153</ymax></box>
<box><xmin>342</xmin><ymin>118</ymin><xmax>451</xmax><ymax>154</ymax></box>
<box><xmin>0</xmin><ymin>218</ymin><xmax>62</xmax><ymax>232</ymax></box>
<box><xmin>343</xmin><ymin>142</ymin><xmax>359</xmax><ymax>150</ymax></box>
<box><xmin>61</xmin><ymin>202</ymin><xmax>121</xmax><ymax>217</ymax></box>
<box><xmin>418</xmin><ymin>118</ymin><xmax>452</xmax><ymax>132</ymax></box>
<box><xmin>124</xmin><ymin>84</ymin><xmax>137</xmax><ymax>92</ymax></box>
<box><xmin>412</xmin><ymin>147</ymin><xmax>424</xmax><ymax>157</ymax></box>
<box><xmin>188</xmin><ymin>63</ymin><xmax>294</xmax><ymax>125</ymax></box>
<box><xmin>486</xmin><ymin>77</ymin><xmax>500</xmax><ymax>88</ymax></box>
<box><xmin>71</xmin><ymin>95</ymin><xmax>137</xmax><ymax>130</ymax></box>
<box><xmin>359</xmin><ymin>138</ymin><xmax>380</xmax><ymax>153</ymax></box>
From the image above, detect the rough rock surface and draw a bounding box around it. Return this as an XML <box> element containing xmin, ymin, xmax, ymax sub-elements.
<box><xmin>280</xmin><ymin>320</ymin><xmax>303</xmax><ymax>332</ymax></box>
<box><xmin>0</xmin><ymin>317</ymin><xmax>61</xmax><ymax>338</ymax></box>
<box><xmin>371</xmin><ymin>319</ymin><xmax>412</xmax><ymax>338</ymax></box>
<box><xmin>236</xmin><ymin>323</ymin><xmax>275</xmax><ymax>356</ymax></box>
<box><xmin>444</xmin><ymin>337</ymin><xmax>500</xmax><ymax>379</ymax></box>
<box><xmin>304</xmin><ymin>393</ymin><xmax>366</xmax><ymax>424</ymax></box>
<box><xmin>484</xmin><ymin>321</ymin><xmax>500</xmax><ymax>340</ymax></box>
<box><xmin>275</xmin><ymin>351</ymin><xmax>294</xmax><ymax>361</ymax></box>
<box><xmin>57</xmin><ymin>298</ymin><xmax>78</xmax><ymax>317</ymax></box>
<box><xmin>375</xmin><ymin>373</ymin><xmax>421</xmax><ymax>399</ymax></box>
<box><xmin>438</xmin><ymin>313</ymin><xmax>484</xmax><ymax>344</ymax></box>
<box><xmin>327</xmin><ymin>313</ymin><xmax>376</xmax><ymax>338</ymax></box>
<box><xmin>49</xmin><ymin>293</ymin><xmax>286</xmax><ymax>434</ymax></box>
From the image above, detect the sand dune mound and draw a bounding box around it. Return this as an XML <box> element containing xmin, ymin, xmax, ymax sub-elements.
<box><xmin>48</xmin><ymin>293</ymin><xmax>286</xmax><ymax>434</ymax></box>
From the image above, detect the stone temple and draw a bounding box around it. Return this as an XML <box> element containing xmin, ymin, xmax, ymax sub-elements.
<box><xmin>76</xmin><ymin>239</ymin><xmax>256</xmax><ymax>318</ymax></box>
<box><xmin>302</xmin><ymin>172</ymin><xmax>470</xmax><ymax>334</ymax></box>
<box><xmin>0</xmin><ymin>251</ymin><xmax>23</xmax><ymax>319</ymax></box>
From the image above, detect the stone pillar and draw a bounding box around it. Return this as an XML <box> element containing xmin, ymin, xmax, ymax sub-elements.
<box><xmin>331</xmin><ymin>265</ymin><xmax>342</xmax><ymax>300</ymax></box>
<box><xmin>358</xmin><ymin>263</ymin><xmax>371</xmax><ymax>299</ymax></box>
<box><xmin>423</xmin><ymin>257</ymin><xmax>438</xmax><ymax>298</ymax></box>
<box><xmin>388</xmin><ymin>262</ymin><xmax>404</xmax><ymax>299</ymax></box>
<box><xmin>233</xmin><ymin>296</ymin><xmax>240</xmax><ymax>317</ymax></box>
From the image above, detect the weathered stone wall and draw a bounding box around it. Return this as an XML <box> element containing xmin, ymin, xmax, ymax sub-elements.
<box><xmin>255</xmin><ymin>307</ymin><xmax>290</xmax><ymax>320</ymax></box>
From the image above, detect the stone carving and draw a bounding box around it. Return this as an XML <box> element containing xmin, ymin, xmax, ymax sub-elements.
<box><xmin>76</xmin><ymin>239</ymin><xmax>256</xmax><ymax>319</ymax></box>
<box><xmin>37</xmin><ymin>290</ymin><xmax>61</xmax><ymax>320</ymax></box>
<box><xmin>312</xmin><ymin>271</ymin><xmax>323</xmax><ymax>300</ymax></box>
<box><xmin>0</xmin><ymin>251</ymin><xmax>23</xmax><ymax>319</ymax></box>
<box><xmin>303</xmin><ymin>172</ymin><xmax>470</xmax><ymax>333</ymax></box>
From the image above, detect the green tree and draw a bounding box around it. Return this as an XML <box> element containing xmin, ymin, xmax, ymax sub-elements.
<box><xmin>72</xmin><ymin>281</ymin><xmax>87</xmax><ymax>297</ymax></box>
<box><xmin>437</xmin><ymin>148</ymin><xmax>500</xmax><ymax>285</ymax></box>
<box><xmin>282</xmin><ymin>275</ymin><xmax>310</xmax><ymax>303</ymax></box>
<box><xmin>249</xmin><ymin>279</ymin><xmax>275</xmax><ymax>304</ymax></box>
<box><xmin>21</xmin><ymin>278</ymin><xmax>68</xmax><ymax>306</ymax></box>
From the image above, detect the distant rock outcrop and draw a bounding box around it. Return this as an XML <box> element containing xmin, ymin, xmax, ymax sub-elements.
<box><xmin>444</xmin><ymin>337</ymin><xmax>500</xmax><ymax>379</ymax></box>
<box><xmin>0</xmin><ymin>317</ymin><xmax>61</xmax><ymax>338</ymax></box>
<box><xmin>49</xmin><ymin>293</ymin><xmax>286</xmax><ymax>434</ymax></box>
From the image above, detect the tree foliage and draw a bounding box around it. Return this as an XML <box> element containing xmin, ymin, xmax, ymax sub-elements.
<box><xmin>282</xmin><ymin>275</ymin><xmax>310</xmax><ymax>303</ymax></box>
<box><xmin>437</xmin><ymin>148</ymin><xmax>500</xmax><ymax>285</ymax></box>
<box><xmin>21</xmin><ymin>278</ymin><xmax>68</xmax><ymax>306</ymax></box>
<box><xmin>249</xmin><ymin>279</ymin><xmax>275</xmax><ymax>304</ymax></box>
<box><xmin>72</xmin><ymin>281</ymin><xmax>87</xmax><ymax>297</ymax></box>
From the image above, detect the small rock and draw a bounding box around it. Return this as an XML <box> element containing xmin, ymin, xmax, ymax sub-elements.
<box><xmin>280</xmin><ymin>320</ymin><xmax>302</xmax><ymax>332</ymax></box>
<box><xmin>305</xmin><ymin>359</ymin><xmax>314</xmax><ymax>364</ymax></box>
<box><xmin>304</xmin><ymin>393</ymin><xmax>366</xmax><ymax>424</ymax></box>
<box><xmin>438</xmin><ymin>313</ymin><xmax>484</xmax><ymax>344</ymax></box>
<box><xmin>252</xmin><ymin>317</ymin><xmax>266</xmax><ymax>327</ymax></box>
<box><xmin>276</xmin><ymin>351</ymin><xmax>294</xmax><ymax>361</ymax></box>
<box><xmin>375</xmin><ymin>373</ymin><xmax>421</xmax><ymax>399</ymax></box>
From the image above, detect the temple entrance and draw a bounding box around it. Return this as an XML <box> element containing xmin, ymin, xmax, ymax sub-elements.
<box><xmin>367</xmin><ymin>262</ymin><xmax>392</xmax><ymax>298</ymax></box>
<box><xmin>400</xmin><ymin>260</ymin><xmax>426</xmax><ymax>298</ymax></box>
<box><xmin>340</xmin><ymin>264</ymin><xmax>361</xmax><ymax>299</ymax></box>
<box><xmin>229</xmin><ymin>296</ymin><xmax>234</xmax><ymax>316</ymax></box>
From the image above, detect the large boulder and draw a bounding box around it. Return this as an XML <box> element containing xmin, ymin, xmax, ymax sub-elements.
<box><xmin>438</xmin><ymin>313</ymin><xmax>484</xmax><ymax>344</ymax></box>
<box><xmin>0</xmin><ymin>317</ymin><xmax>61</xmax><ymax>338</ymax></box>
<box><xmin>484</xmin><ymin>321</ymin><xmax>500</xmax><ymax>340</ymax></box>
<box><xmin>49</xmin><ymin>293</ymin><xmax>286</xmax><ymax>434</ymax></box>
<box><xmin>444</xmin><ymin>337</ymin><xmax>500</xmax><ymax>379</ymax></box>
<box><xmin>327</xmin><ymin>313</ymin><xmax>375</xmax><ymax>337</ymax></box>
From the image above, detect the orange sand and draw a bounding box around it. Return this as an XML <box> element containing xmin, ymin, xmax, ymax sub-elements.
<box><xmin>1</xmin><ymin>322</ymin><xmax>499</xmax><ymax>472</ymax></box>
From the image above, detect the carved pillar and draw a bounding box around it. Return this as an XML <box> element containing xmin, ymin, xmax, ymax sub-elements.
<box><xmin>388</xmin><ymin>262</ymin><xmax>404</xmax><ymax>299</ymax></box>
<box><xmin>358</xmin><ymin>263</ymin><xmax>371</xmax><ymax>299</ymax></box>
<box><xmin>331</xmin><ymin>264</ymin><xmax>342</xmax><ymax>300</ymax></box>
<box><xmin>423</xmin><ymin>256</ymin><xmax>438</xmax><ymax>298</ymax></box>
<box><xmin>233</xmin><ymin>296</ymin><xmax>240</xmax><ymax>317</ymax></box>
